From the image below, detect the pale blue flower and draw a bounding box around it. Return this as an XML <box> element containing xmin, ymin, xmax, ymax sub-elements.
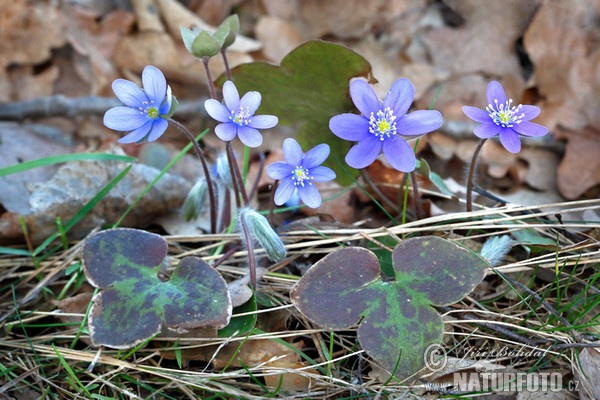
<box><xmin>267</xmin><ymin>138</ymin><xmax>335</xmax><ymax>208</ymax></box>
<box><xmin>329</xmin><ymin>78</ymin><xmax>442</xmax><ymax>172</ymax></box>
<box><xmin>204</xmin><ymin>81</ymin><xmax>278</xmax><ymax>148</ymax></box>
<box><xmin>462</xmin><ymin>81</ymin><xmax>548</xmax><ymax>153</ymax></box>
<box><xmin>104</xmin><ymin>66</ymin><xmax>173</xmax><ymax>143</ymax></box>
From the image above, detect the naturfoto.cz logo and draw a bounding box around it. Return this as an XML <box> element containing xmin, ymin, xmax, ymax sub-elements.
<box><xmin>423</xmin><ymin>344</ymin><xmax>579</xmax><ymax>393</ymax></box>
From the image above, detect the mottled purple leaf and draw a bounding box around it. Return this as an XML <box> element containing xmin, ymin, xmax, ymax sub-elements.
<box><xmin>82</xmin><ymin>228</ymin><xmax>232</xmax><ymax>349</ymax></box>
<box><xmin>291</xmin><ymin>236</ymin><xmax>489</xmax><ymax>380</ymax></box>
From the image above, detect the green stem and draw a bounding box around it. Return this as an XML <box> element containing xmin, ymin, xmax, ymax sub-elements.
<box><xmin>409</xmin><ymin>171</ymin><xmax>422</xmax><ymax>220</ymax></box>
<box><xmin>466</xmin><ymin>139</ymin><xmax>488</xmax><ymax>212</ymax></box>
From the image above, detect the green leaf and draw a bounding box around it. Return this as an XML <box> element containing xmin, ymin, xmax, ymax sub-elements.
<box><xmin>82</xmin><ymin>228</ymin><xmax>232</xmax><ymax>349</ymax></box>
<box><xmin>223</xmin><ymin>40</ymin><xmax>372</xmax><ymax>186</ymax></box>
<box><xmin>290</xmin><ymin>236</ymin><xmax>489</xmax><ymax>380</ymax></box>
<box><xmin>218</xmin><ymin>292</ymin><xmax>257</xmax><ymax>338</ymax></box>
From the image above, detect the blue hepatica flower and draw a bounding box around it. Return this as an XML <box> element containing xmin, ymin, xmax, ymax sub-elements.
<box><xmin>104</xmin><ymin>65</ymin><xmax>172</xmax><ymax>143</ymax></box>
<box><xmin>329</xmin><ymin>78</ymin><xmax>442</xmax><ymax>172</ymax></box>
<box><xmin>204</xmin><ymin>81</ymin><xmax>278</xmax><ymax>148</ymax></box>
<box><xmin>462</xmin><ymin>81</ymin><xmax>548</xmax><ymax>153</ymax></box>
<box><xmin>266</xmin><ymin>138</ymin><xmax>336</xmax><ymax>208</ymax></box>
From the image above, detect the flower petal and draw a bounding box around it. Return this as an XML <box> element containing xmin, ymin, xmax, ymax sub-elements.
<box><xmin>274</xmin><ymin>177</ymin><xmax>296</xmax><ymax>205</ymax></box>
<box><xmin>473</xmin><ymin>122</ymin><xmax>502</xmax><ymax>138</ymax></box>
<box><xmin>249</xmin><ymin>115</ymin><xmax>278</xmax><ymax>129</ymax></box>
<box><xmin>310</xmin><ymin>166</ymin><xmax>336</xmax><ymax>182</ymax></box>
<box><xmin>519</xmin><ymin>105</ymin><xmax>541</xmax><ymax>121</ymax></box>
<box><xmin>215</xmin><ymin>123</ymin><xmax>238</xmax><ymax>142</ymax></box>
<box><xmin>237</xmin><ymin>126</ymin><xmax>263</xmax><ymax>147</ymax></box>
<box><xmin>512</xmin><ymin>121</ymin><xmax>548</xmax><ymax>137</ymax></box>
<box><xmin>298</xmin><ymin>184</ymin><xmax>322</xmax><ymax>208</ymax></box>
<box><xmin>104</xmin><ymin>107</ymin><xmax>147</xmax><ymax>131</ymax></box>
<box><xmin>382</xmin><ymin>137</ymin><xmax>416</xmax><ymax>172</ymax></box>
<box><xmin>112</xmin><ymin>79</ymin><xmax>147</xmax><ymax>108</ymax></box>
<box><xmin>240</xmin><ymin>91</ymin><xmax>261</xmax><ymax>116</ymax></box>
<box><xmin>222</xmin><ymin>81</ymin><xmax>240</xmax><ymax>111</ymax></box>
<box><xmin>384</xmin><ymin>78</ymin><xmax>414</xmax><ymax>117</ymax></box>
<box><xmin>302</xmin><ymin>143</ymin><xmax>330</xmax><ymax>168</ymax></box>
<box><xmin>486</xmin><ymin>81</ymin><xmax>507</xmax><ymax>106</ymax></box>
<box><xmin>350</xmin><ymin>79</ymin><xmax>380</xmax><ymax>117</ymax></box>
<box><xmin>146</xmin><ymin>118</ymin><xmax>168</xmax><ymax>142</ymax></box>
<box><xmin>498</xmin><ymin>129</ymin><xmax>521</xmax><ymax>153</ymax></box>
<box><xmin>329</xmin><ymin>114</ymin><xmax>370</xmax><ymax>141</ymax></box>
<box><xmin>283</xmin><ymin>138</ymin><xmax>303</xmax><ymax>166</ymax></box>
<box><xmin>462</xmin><ymin>106</ymin><xmax>490</xmax><ymax>123</ymax></box>
<box><xmin>396</xmin><ymin>110</ymin><xmax>442</xmax><ymax>137</ymax></box>
<box><xmin>204</xmin><ymin>99</ymin><xmax>231</xmax><ymax>123</ymax></box>
<box><xmin>267</xmin><ymin>162</ymin><xmax>293</xmax><ymax>180</ymax></box>
<box><xmin>142</xmin><ymin>66</ymin><xmax>167</xmax><ymax>103</ymax></box>
<box><xmin>117</xmin><ymin>120</ymin><xmax>153</xmax><ymax>143</ymax></box>
<box><xmin>158</xmin><ymin>86</ymin><xmax>173</xmax><ymax>115</ymax></box>
<box><xmin>345</xmin><ymin>135</ymin><xmax>382</xmax><ymax>169</ymax></box>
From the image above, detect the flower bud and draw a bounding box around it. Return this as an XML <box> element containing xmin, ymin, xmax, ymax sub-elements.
<box><xmin>182</xmin><ymin>178</ymin><xmax>208</xmax><ymax>221</ymax></box>
<box><xmin>239</xmin><ymin>208</ymin><xmax>286</xmax><ymax>262</ymax></box>
<box><xmin>180</xmin><ymin>27</ymin><xmax>222</xmax><ymax>58</ymax></box>
<box><xmin>480</xmin><ymin>235</ymin><xmax>513</xmax><ymax>267</ymax></box>
<box><xmin>214</xmin><ymin>152</ymin><xmax>233</xmax><ymax>188</ymax></box>
<box><xmin>215</xmin><ymin>14</ymin><xmax>239</xmax><ymax>49</ymax></box>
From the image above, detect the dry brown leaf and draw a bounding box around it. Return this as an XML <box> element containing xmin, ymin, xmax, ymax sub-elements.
<box><xmin>255</xmin><ymin>16</ymin><xmax>303</xmax><ymax>63</ymax></box>
<box><xmin>574</xmin><ymin>346</ymin><xmax>600</xmax><ymax>400</ymax></box>
<box><xmin>524</xmin><ymin>0</ymin><xmax>600</xmax><ymax>132</ymax></box>
<box><xmin>518</xmin><ymin>148</ymin><xmax>559</xmax><ymax>192</ymax></box>
<box><xmin>555</xmin><ymin>128</ymin><xmax>600</xmax><ymax>199</ymax></box>
<box><xmin>60</xmin><ymin>4</ymin><xmax>135</xmax><ymax>94</ymax></box>
<box><xmin>422</xmin><ymin>0</ymin><xmax>539</xmax><ymax>77</ymax></box>
<box><xmin>0</xmin><ymin>1</ymin><xmax>66</xmax><ymax>70</ymax></box>
<box><xmin>131</xmin><ymin>0</ymin><xmax>164</xmax><ymax>32</ymax></box>
<box><xmin>9</xmin><ymin>65</ymin><xmax>60</xmax><ymax>102</ymax></box>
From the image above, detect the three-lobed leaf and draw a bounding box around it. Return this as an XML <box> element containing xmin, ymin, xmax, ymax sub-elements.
<box><xmin>291</xmin><ymin>236</ymin><xmax>489</xmax><ymax>380</ymax></box>
<box><xmin>82</xmin><ymin>228</ymin><xmax>232</xmax><ymax>349</ymax></box>
<box><xmin>222</xmin><ymin>40</ymin><xmax>373</xmax><ymax>186</ymax></box>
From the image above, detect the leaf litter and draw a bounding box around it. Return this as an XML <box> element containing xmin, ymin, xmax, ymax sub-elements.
<box><xmin>0</xmin><ymin>0</ymin><xmax>600</xmax><ymax>398</ymax></box>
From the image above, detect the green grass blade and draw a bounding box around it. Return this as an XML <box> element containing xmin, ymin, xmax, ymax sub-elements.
<box><xmin>0</xmin><ymin>153</ymin><xmax>135</xmax><ymax>177</ymax></box>
<box><xmin>113</xmin><ymin>130</ymin><xmax>208</xmax><ymax>227</ymax></box>
<box><xmin>33</xmin><ymin>164</ymin><xmax>133</xmax><ymax>256</ymax></box>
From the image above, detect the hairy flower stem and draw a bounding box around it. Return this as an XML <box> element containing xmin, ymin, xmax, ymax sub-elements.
<box><xmin>220</xmin><ymin>49</ymin><xmax>232</xmax><ymax>81</ymax></box>
<box><xmin>466</xmin><ymin>138</ymin><xmax>488</xmax><ymax>212</ymax></box>
<box><xmin>239</xmin><ymin>212</ymin><xmax>257</xmax><ymax>289</ymax></box>
<box><xmin>168</xmin><ymin>119</ymin><xmax>216</xmax><ymax>233</ymax></box>
<box><xmin>226</xmin><ymin>141</ymin><xmax>250</xmax><ymax>207</ymax></box>
<box><xmin>201</xmin><ymin>57</ymin><xmax>218</xmax><ymax>100</ymax></box>
<box><xmin>409</xmin><ymin>171</ymin><xmax>422</xmax><ymax>220</ymax></box>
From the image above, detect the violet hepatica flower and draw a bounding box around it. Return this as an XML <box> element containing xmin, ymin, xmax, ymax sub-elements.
<box><xmin>329</xmin><ymin>78</ymin><xmax>442</xmax><ymax>172</ymax></box>
<box><xmin>104</xmin><ymin>65</ymin><xmax>173</xmax><ymax>144</ymax></box>
<box><xmin>204</xmin><ymin>81</ymin><xmax>278</xmax><ymax>148</ymax></box>
<box><xmin>462</xmin><ymin>81</ymin><xmax>548</xmax><ymax>153</ymax></box>
<box><xmin>266</xmin><ymin>138</ymin><xmax>336</xmax><ymax>208</ymax></box>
